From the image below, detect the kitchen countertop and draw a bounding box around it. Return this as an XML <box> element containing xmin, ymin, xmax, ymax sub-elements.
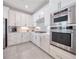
<box><xmin>35</xmin><ymin>31</ymin><xmax>47</xmax><ymax>33</ymax></box>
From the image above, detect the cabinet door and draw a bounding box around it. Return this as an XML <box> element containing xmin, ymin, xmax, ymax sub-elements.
<box><xmin>61</xmin><ymin>0</ymin><xmax>75</xmax><ymax>8</ymax></box>
<box><xmin>8</xmin><ymin>10</ymin><xmax>16</xmax><ymax>26</ymax></box>
<box><xmin>36</xmin><ymin>34</ymin><xmax>41</xmax><ymax>47</ymax></box>
<box><xmin>8</xmin><ymin>33</ymin><xmax>17</xmax><ymax>46</ymax></box>
<box><xmin>31</xmin><ymin>33</ymin><xmax>36</xmax><ymax>43</ymax></box>
<box><xmin>16</xmin><ymin>11</ymin><xmax>29</xmax><ymax>26</ymax></box>
<box><xmin>19</xmin><ymin>13</ymin><xmax>27</xmax><ymax>26</ymax></box>
<box><xmin>34</xmin><ymin>34</ymin><xmax>40</xmax><ymax>47</ymax></box>
<box><xmin>49</xmin><ymin>0</ymin><xmax>60</xmax><ymax>11</ymax></box>
<box><xmin>15</xmin><ymin>33</ymin><xmax>22</xmax><ymax>44</ymax></box>
<box><xmin>21</xmin><ymin>13</ymin><xmax>26</xmax><ymax>26</ymax></box>
<box><xmin>16</xmin><ymin>11</ymin><xmax>21</xmax><ymax>26</ymax></box>
<box><xmin>26</xmin><ymin>15</ymin><xmax>33</xmax><ymax>26</ymax></box>
<box><xmin>68</xmin><ymin>5</ymin><xmax>76</xmax><ymax>24</ymax></box>
<box><xmin>22</xmin><ymin>33</ymin><xmax>30</xmax><ymax>43</ymax></box>
<box><xmin>40</xmin><ymin>34</ymin><xmax>50</xmax><ymax>53</ymax></box>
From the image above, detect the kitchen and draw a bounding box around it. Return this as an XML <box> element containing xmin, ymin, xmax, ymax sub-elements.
<box><xmin>3</xmin><ymin>0</ymin><xmax>76</xmax><ymax>59</ymax></box>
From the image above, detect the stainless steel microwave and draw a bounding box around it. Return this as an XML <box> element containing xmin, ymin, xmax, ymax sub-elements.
<box><xmin>51</xmin><ymin>5</ymin><xmax>76</xmax><ymax>25</ymax></box>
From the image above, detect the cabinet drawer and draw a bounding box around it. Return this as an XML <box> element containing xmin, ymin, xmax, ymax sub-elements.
<box><xmin>50</xmin><ymin>45</ymin><xmax>76</xmax><ymax>59</ymax></box>
<box><xmin>50</xmin><ymin>47</ymin><xmax>62</xmax><ymax>59</ymax></box>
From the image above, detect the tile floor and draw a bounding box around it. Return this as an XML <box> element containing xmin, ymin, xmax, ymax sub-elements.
<box><xmin>3</xmin><ymin>42</ymin><xmax>54</xmax><ymax>59</ymax></box>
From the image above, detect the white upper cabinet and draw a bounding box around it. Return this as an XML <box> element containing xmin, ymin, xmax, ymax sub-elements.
<box><xmin>26</xmin><ymin>14</ymin><xmax>33</xmax><ymax>27</ymax></box>
<box><xmin>49</xmin><ymin>0</ymin><xmax>75</xmax><ymax>12</ymax></box>
<box><xmin>8</xmin><ymin>10</ymin><xmax>16</xmax><ymax>26</ymax></box>
<box><xmin>16</xmin><ymin>11</ymin><xmax>23</xmax><ymax>26</ymax></box>
<box><xmin>21</xmin><ymin>13</ymin><xmax>27</xmax><ymax>26</ymax></box>
<box><xmin>61</xmin><ymin>0</ymin><xmax>75</xmax><ymax>8</ymax></box>
<box><xmin>16</xmin><ymin>11</ymin><xmax>20</xmax><ymax>26</ymax></box>
<box><xmin>49</xmin><ymin>0</ymin><xmax>60</xmax><ymax>12</ymax></box>
<box><xmin>16</xmin><ymin>11</ymin><xmax>32</xmax><ymax>26</ymax></box>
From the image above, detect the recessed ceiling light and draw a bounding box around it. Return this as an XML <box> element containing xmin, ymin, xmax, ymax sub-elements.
<box><xmin>41</xmin><ymin>12</ymin><xmax>44</xmax><ymax>15</ymax></box>
<box><xmin>25</xmin><ymin>5</ymin><xmax>28</xmax><ymax>8</ymax></box>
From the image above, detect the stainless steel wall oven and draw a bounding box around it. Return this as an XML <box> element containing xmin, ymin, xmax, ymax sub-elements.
<box><xmin>50</xmin><ymin>25</ymin><xmax>76</xmax><ymax>54</ymax></box>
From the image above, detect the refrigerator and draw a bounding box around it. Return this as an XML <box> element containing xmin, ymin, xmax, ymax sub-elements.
<box><xmin>3</xmin><ymin>18</ymin><xmax>7</xmax><ymax>49</ymax></box>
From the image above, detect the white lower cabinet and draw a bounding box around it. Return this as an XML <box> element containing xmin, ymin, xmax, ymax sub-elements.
<box><xmin>15</xmin><ymin>33</ymin><xmax>22</xmax><ymax>44</ymax></box>
<box><xmin>49</xmin><ymin>45</ymin><xmax>76</xmax><ymax>59</ymax></box>
<box><xmin>32</xmin><ymin>33</ymin><xmax>50</xmax><ymax>53</ymax></box>
<box><xmin>31</xmin><ymin>33</ymin><xmax>41</xmax><ymax>47</ymax></box>
<box><xmin>40</xmin><ymin>34</ymin><xmax>50</xmax><ymax>53</ymax></box>
<box><xmin>34</xmin><ymin>33</ymin><xmax>40</xmax><ymax>47</ymax></box>
<box><xmin>22</xmin><ymin>32</ymin><xmax>31</xmax><ymax>42</ymax></box>
<box><xmin>8</xmin><ymin>33</ymin><xmax>22</xmax><ymax>46</ymax></box>
<box><xmin>8</xmin><ymin>33</ymin><xmax>18</xmax><ymax>46</ymax></box>
<box><xmin>8</xmin><ymin>32</ymin><xmax>31</xmax><ymax>46</ymax></box>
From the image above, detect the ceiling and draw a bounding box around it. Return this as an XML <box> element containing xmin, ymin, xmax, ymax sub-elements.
<box><xmin>3</xmin><ymin>0</ymin><xmax>49</xmax><ymax>14</ymax></box>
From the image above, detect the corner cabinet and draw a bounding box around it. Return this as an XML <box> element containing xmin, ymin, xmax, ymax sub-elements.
<box><xmin>22</xmin><ymin>32</ymin><xmax>31</xmax><ymax>42</ymax></box>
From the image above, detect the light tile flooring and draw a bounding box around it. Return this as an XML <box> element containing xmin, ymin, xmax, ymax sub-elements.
<box><xmin>4</xmin><ymin>42</ymin><xmax>54</xmax><ymax>59</ymax></box>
